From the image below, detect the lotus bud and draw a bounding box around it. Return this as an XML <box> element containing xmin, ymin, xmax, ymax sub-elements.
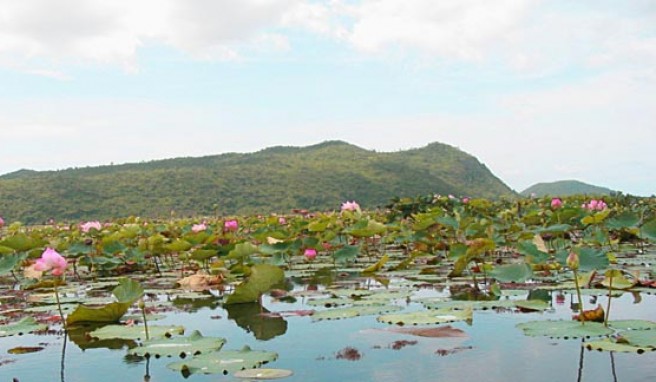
<box><xmin>566</xmin><ymin>252</ymin><xmax>579</xmax><ymax>271</ymax></box>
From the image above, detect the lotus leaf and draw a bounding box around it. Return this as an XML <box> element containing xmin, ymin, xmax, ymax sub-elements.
<box><xmin>489</xmin><ymin>263</ymin><xmax>533</xmax><ymax>283</ymax></box>
<box><xmin>514</xmin><ymin>300</ymin><xmax>551</xmax><ymax>311</ymax></box>
<box><xmin>362</xmin><ymin>254</ymin><xmax>389</xmax><ymax>273</ymax></box>
<box><xmin>167</xmin><ymin>345</ymin><xmax>278</xmax><ymax>375</ymax></box>
<box><xmin>0</xmin><ymin>254</ymin><xmax>24</xmax><ymax>276</ymax></box>
<box><xmin>128</xmin><ymin>330</ymin><xmax>226</xmax><ymax>358</ymax></box>
<box><xmin>377</xmin><ymin>308</ymin><xmax>472</xmax><ymax>325</ymax></box>
<box><xmin>112</xmin><ymin>277</ymin><xmax>145</xmax><ymax>303</ymax></box>
<box><xmin>620</xmin><ymin>330</ymin><xmax>656</xmax><ymax>348</ymax></box>
<box><xmin>608</xmin><ymin>320</ymin><xmax>656</xmax><ymax>331</ymax></box>
<box><xmin>0</xmin><ymin>317</ymin><xmax>47</xmax><ymax>337</ymax></box>
<box><xmin>639</xmin><ymin>219</ymin><xmax>656</xmax><ymax>242</ymax></box>
<box><xmin>584</xmin><ymin>338</ymin><xmax>653</xmax><ymax>353</ymax></box>
<box><xmin>312</xmin><ymin>305</ymin><xmax>402</xmax><ymax>321</ymax></box>
<box><xmin>516</xmin><ymin>320</ymin><xmax>613</xmax><ymax>338</ymax></box>
<box><xmin>333</xmin><ymin>245</ymin><xmax>360</xmax><ymax>264</ymax></box>
<box><xmin>89</xmin><ymin>324</ymin><xmax>184</xmax><ymax>340</ymax></box>
<box><xmin>306</xmin><ymin>298</ymin><xmax>383</xmax><ymax>307</ymax></box>
<box><xmin>225</xmin><ymin>264</ymin><xmax>285</xmax><ymax>304</ymax></box>
<box><xmin>422</xmin><ymin>299</ymin><xmax>515</xmax><ymax>311</ymax></box>
<box><xmin>233</xmin><ymin>368</ymin><xmax>293</xmax><ymax>379</ymax></box>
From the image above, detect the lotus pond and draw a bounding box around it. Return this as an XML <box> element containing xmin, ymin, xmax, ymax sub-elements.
<box><xmin>1</xmin><ymin>195</ymin><xmax>656</xmax><ymax>381</ymax></box>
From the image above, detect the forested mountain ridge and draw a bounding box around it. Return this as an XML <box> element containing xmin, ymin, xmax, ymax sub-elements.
<box><xmin>0</xmin><ymin>141</ymin><xmax>515</xmax><ymax>223</ymax></box>
<box><xmin>521</xmin><ymin>180</ymin><xmax>615</xmax><ymax>197</ymax></box>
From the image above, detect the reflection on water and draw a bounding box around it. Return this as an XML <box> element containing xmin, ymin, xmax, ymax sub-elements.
<box><xmin>2</xmin><ymin>278</ymin><xmax>656</xmax><ymax>382</ymax></box>
<box><xmin>225</xmin><ymin>302</ymin><xmax>288</xmax><ymax>341</ymax></box>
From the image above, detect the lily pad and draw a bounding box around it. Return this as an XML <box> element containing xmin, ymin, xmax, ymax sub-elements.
<box><xmin>516</xmin><ymin>320</ymin><xmax>613</xmax><ymax>339</ymax></box>
<box><xmin>312</xmin><ymin>305</ymin><xmax>402</xmax><ymax>321</ymax></box>
<box><xmin>226</xmin><ymin>264</ymin><xmax>285</xmax><ymax>305</ymax></box>
<box><xmin>167</xmin><ymin>345</ymin><xmax>278</xmax><ymax>375</ymax></box>
<box><xmin>608</xmin><ymin>320</ymin><xmax>656</xmax><ymax>331</ymax></box>
<box><xmin>128</xmin><ymin>330</ymin><xmax>226</xmax><ymax>358</ymax></box>
<box><xmin>490</xmin><ymin>263</ymin><xmax>533</xmax><ymax>283</ymax></box>
<box><xmin>377</xmin><ymin>308</ymin><xmax>473</xmax><ymax>325</ymax></box>
<box><xmin>584</xmin><ymin>339</ymin><xmax>653</xmax><ymax>353</ymax></box>
<box><xmin>422</xmin><ymin>299</ymin><xmax>515</xmax><ymax>311</ymax></box>
<box><xmin>234</xmin><ymin>368</ymin><xmax>293</xmax><ymax>379</ymax></box>
<box><xmin>0</xmin><ymin>317</ymin><xmax>47</xmax><ymax>337</ymax></box>
<box><xmin>621</xmin><ymin>330</ymin><xmax>656</xmax><ymax>348</ymax></box>
<box><xmin>89</xmin><ymin>324</ymin><xmax>185</xmax><ymax>341</ymax></box>
<box><xmin>514</xmin><ymin>300</ymin><xmax>551</xmax><ymax>312</ymax></box>
<box><xmin>66</xmin><ymin>302</ymin><xmax>132</xmax><ymax>325</ymax></box>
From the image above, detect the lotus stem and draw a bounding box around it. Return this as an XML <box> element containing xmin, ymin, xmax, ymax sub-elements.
<box><xmin>572</xmin><ymin>269</ymin><xmax>585</xmax><ymax>325</ymax></box>
<box><xmin>604</xmin><ymin>274</ymin><xmax>613</xmax><ymax>327</ymax></box>
<box><xmin>139</xmin><ymin>299</ymin><xmax>150</xmax><ymax>341</ymax></box>
<box><xmin>54</xmin><ymin>281</ymin><xmax>67</xmax><ymax>331</ymax></box>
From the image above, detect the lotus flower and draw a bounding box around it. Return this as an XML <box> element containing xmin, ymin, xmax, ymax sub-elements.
<box><xmin>341</xmin><ymin>201</ymin><xmax>360</xmax><ymax>212</ymax></box>
<box><xmin>304</xmin><ymin>248</ymin><xmax>317</xmax><ymax>260</ymax></box>
<box><xmin>80</xmin><ymin>220</ymin><xmax>102</xmax><ymax>233</ymax></box>
<box><xmin>566</xmin><ymin>252</ymin><xmax>579</xmax><ymax>271</ymax></box>
<box><xmin>278</xmin><ymin>217</ymin><xmax>287</xmax><ymax>225</ymax></box>
<box><xmin>0</xmin><ymin>216</ymin><xmax>4</xmax><ymax>227</ymax></box>
<box><xmin>462</xmin><ymin>197</ymin><xmax>470</xmax><ymax>204</ymax></box>
<box><xmin>191</xmin><ymin>223</ymin><xmax>207</xmax><ymax>233</ymax></box>
<box><xmin>34</xmin><ymin>247</ymin><xmax>68</xmax><ymax>276</ymax></box>
<box><xmin>224</xmin><ymin>219</ymin><xmax>239</xmax><ymax>232</ymax></box>
<box><xmin>582</xmin><ymin>199</ymin><xmax>607</xmax><ymax>211</ymax></box>
<box><xmin>551</xmin><ymin>198</ymin><xmax>563</xmax><ymax>209</ymax></box>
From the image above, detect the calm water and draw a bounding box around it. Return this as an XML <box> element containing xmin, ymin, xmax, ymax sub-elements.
<box><xmin>2</xmin><ymin>282</ymin><xmax>656</xmax><ymax>382</ymax></box>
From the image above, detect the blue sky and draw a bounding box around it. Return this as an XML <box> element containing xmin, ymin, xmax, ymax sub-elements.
<box><xmin>0</xmin><ymin>0</ymin><xmax>655</xmax><ymax>195</ymax></box>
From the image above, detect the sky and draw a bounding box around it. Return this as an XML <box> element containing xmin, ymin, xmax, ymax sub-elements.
<box><xmin>0</xmin><ymin>0</ymin><xmax>654</xmax><ymax>196</ymax></box>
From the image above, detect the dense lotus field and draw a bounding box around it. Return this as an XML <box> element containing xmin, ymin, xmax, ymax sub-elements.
<box><xmin>1</xmin><ymin>194</ymin><xmax>656</xmax><ymax>380</ymax></box>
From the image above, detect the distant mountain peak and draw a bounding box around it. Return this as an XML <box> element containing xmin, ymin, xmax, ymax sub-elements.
<box><xmin>521</xmin><ymin>180</ymin><xmax>615</xmax><ymax>197</ymax></box>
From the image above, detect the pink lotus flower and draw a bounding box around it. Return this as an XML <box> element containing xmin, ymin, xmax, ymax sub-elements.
<box><xmin>304</xmin><ymin>248</ymin><xmax>317</xmax><ymax>260</ymax></box>
<box><xmin>340</xmin><ymin>201</ymin><xmax>360</xmax><ymax>212</ymax></box>
<box><xmin>566</xmin><ymin>252</ymin><xmax>579</xmax><ymax>271</ymax></box>
<box><xmin>80</xmin><ymin>221</ymin><xmax>102</xmax><ymax>233</ymax></box>
<box><xmin>462</xmin><ymin>197</ymin><xmax>470</xmax><ymax>204</ymax></box>
<box><xmin>278</xmin><ymin>217</ymin><xmax>287</xmax><ymax>225</ymax></box>
<box><xmin>224</xmin><ymin>219</ymin><xmax>239</xmax><ymax>232</ymax></box>
<box><xmin>0</xmin><ymin>216</ymin><xmax>4</xmax><ymax>227</ymax></box>
<box><xmin>551</xmin><ymin>198</ymin><xmax>563</xmax><ymax>209</ymax></box>
<box><xmin>582</xmin><ymin>199</ymin><xmax>607</xmax><ymax>211</ymax></box>
<box><xmin>191</xmin><ymin>223</ymin><xmax>207</xmax><ymax>233</ymax></box>
<box><xmin>34</xmin><ymin>247</ymin><xmax>68</xmax><ymax>276</ymax></box>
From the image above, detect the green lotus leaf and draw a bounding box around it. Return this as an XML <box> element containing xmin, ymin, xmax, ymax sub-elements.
<box><xmin>0</xmin><ymin>317</ymin><xmax>47</xmax><ymax>337</ymax></box>
<box><xmin>306</xmin><ymin>298</ymin><xmax>383</xmax><ymax>307</ymax></box>
<box><xmin>190</xmin><ymin>249</ymin><xmax>217</xmax><ymax>262</ymax></box>
<box><xmin>0</xmin><ymin>233</ymin><xmax>46</xmax><ymax>252</ymax></box>
<box><xmin>128</xmin><ymin>330</ymin><xmax>226</xmax><ymax>358</ymax></box>
<box><xmin>606</xmin><ymin>212</ymin><xmax>640</xmax><ymax>229</ymax></box>
<box><xmin>227</xmin><ymin>242</ymin><xmax>260</xmax><ymax>261</ymax></box>
<box><xmin>0</xmin><ymin>253</ymin><xmax>25</xmax><ymax>275</ymax></box>
<box><xmin>515</xmin><ymin>241</ymin><xmax>550</xmax><ymax>264</ymax></box>
<box><xmin>167</xmin><ymin>345</ymin><xmax>278</xmax><ymax>375</ymax></box>
<box><xmin>421</xmin><ymin>299</ymin><xmax>515</xmax><ymax>311</ymax></box>
<box><xmin>639</xmin><ymin>219</ymin><xmax>656</xmax><ymax>242</ymax></box>
<box><xmin>89</xmin><ymin>324</ymin><xmax>185</xmax><ymax>340</ymax></box>
<box><xmin>516</xmin><ymin>320</ymin><xmax>613</xmax><ymax>338</ymax></box>
<box><xmin>584</xmin><ymin>338</ymin><xmax>653</xmax><ymax>353</ymax></box>
<box><xmin>312</xmin><ymin>305</ymin><xmax>402</xmax><ymax>321</ymax></box>
<box><xmin>165</xmin><ymin>239</ymin><xmax>193</xmax><ymax>252</ymax></box>
<box><xmin>332</xmin><ymin>245</ymin><xmax>360</xmax><ymax>264</ymax></box>
<box><xmin>0</xmin><ymin>245</ymin><xmax>15</xmax><ymax>255</ymax></box>
<box><xmin>621</xmin><ymin>330</ymin><xmax>656</xmax><ymax>348</ymax></box>
<box><xmin>66</xmin><ymin>302</ymin><xmax>132</xmax><ymax>325</ymax></box>
<box><xmin>377</xmin><ymin>308</ymin><xmax>473</xmax><ymax>325</ymax></box>
<box><xmin>601</xmin><ymin>273</ymin><xmax>635</xmax><ymax>290</ymax></box>
<box><xmin>556</xmin><ymin>247</ymin><xmax>609</xmax><ymax>272</ymax></box>
<box><xmin>346</xmin><ymin>219</ymin><xmax>386</xmax><ymax>238</ymax></box>
<box><xmin>112</xmin><ymin>277</ymin><xmax>144</xmax><ymax>303</ymax></box>
<box><xmin>514</xmin><ymin>300</ymin><xmax>551</xmax><ymax>311</ymax></box>
<box><xmin>233</xmin><ymin>368</ymin><xmax>293</xmax><ymax>379</ymax></box>
<box><xmin>608</xmin><ymin>320</ymin><xmax>656</xmax><ymax>331</ymax></box>
<box><xmin>489</xmin><ymin>263</ymin><xmax>533</xmax><ymax>283</ymax></box>
<box><xmin>225</xmin><ymin>264</ymin><xmax>285</xmax><ymax>305</ymax></box>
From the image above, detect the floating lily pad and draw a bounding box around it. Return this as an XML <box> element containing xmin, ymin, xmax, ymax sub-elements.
<box><xmin>0</xmin><ymin>317</ymin><xmax>47</xmax><ymax>337</ymax></box>
<box><xmin>312</xmin><ymin>305</ymin><xmax>402</xmax><ymax>321</ymax></box>
<box><xmin>377</xmin><ymin>308</ymin><xmax>472</xmax><ymax>325</ymax></box>
<box><xmin>306</xmin><ymin>298</ymin><xmax>383</xmax><ymax>307</ymax></box>
<box><xmin>422</xmin><ymin>299</ymin><xmax>515</xmax><ymax>311</ymax></box>
<box><xmin>516</xmin><ymin>320</ymin><xmax>613</xmax><ymax>339</ymax></box>
<box><xmin>128</xmin><ymin>330</ymin><xmax>226</xmax><ymax>358</ymax></box>
<box><xmin>514</xmin><ymin>300</ymin><xmax>551</xmax><ymax>312</ymax></box>
<box><xmin>621</xmin><ymin>330</ymin><xmax>656</xmax><ymax>348</ymax></box>
<box><xmin>7</xmin><ymin>346</ymin><xmax>45</xmax><ymax>354</ymax></box>
<box><xmin>66</xmin><ymin>302</ymin><xmax>132</xmax><ymax>325</ymax></box>
<box><xmin>89</xmin><ymin>324</ymin><xmax>185</xmax><ymax>341</ymax></box>
<box><xmin>234</xmin><ymin>368</ymin><xmax>293</xmax><ymax>379</ymax></box>
<box><xmin>584</xmin><ymin>339</ymin><xmax>653</xmax><ymax>353</ymax></box>
<box><xmin>608</xmin><ymin>320</ymin><xmax>656</xmax><ymax>331</ymax></box>
<box><xmin>167</xmin><ymin>345</ymin><xmax>278</xmax><ymax>375</ymax></box>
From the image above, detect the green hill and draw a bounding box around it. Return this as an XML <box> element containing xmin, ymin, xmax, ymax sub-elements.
<box><xmin>521</xmin><ymin>180</ymin><xmax>614</xmax><ymax>197</ymax></box>
<box><xmin>0</xmin><ymin>141</ymin><xmax>514</xmax><ymax>223</ymax></box>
